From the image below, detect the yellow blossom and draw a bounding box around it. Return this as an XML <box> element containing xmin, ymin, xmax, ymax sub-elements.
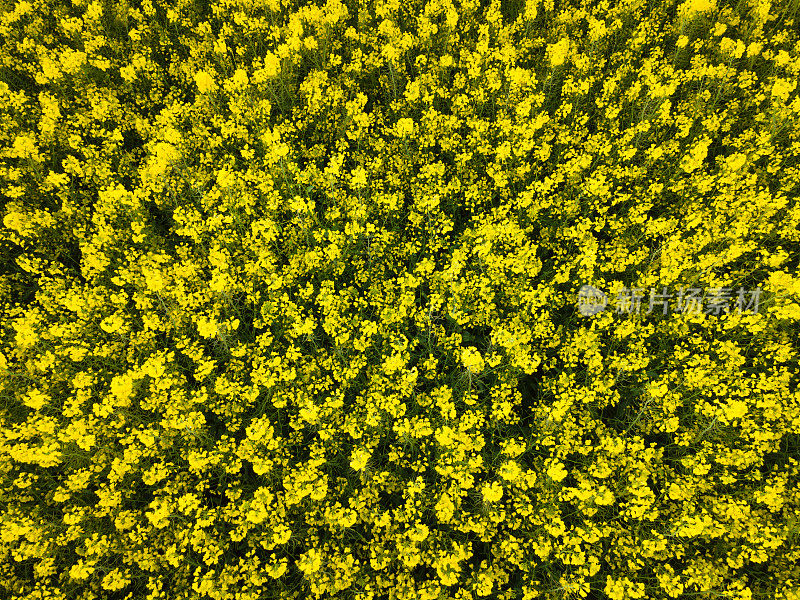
<box><xmin>549</xmin><ymin>38</ymin><xmax>570</xmax><ymax>67</ymax></box>
<box><xmin>547</xmin><ymin>460</ymin><xmax>568</xmax><ymax>482</ymax></box>
<box><xmin>482</xmin><ymin>481</ymin><xmax>504</xmax><ymax>503</ymax></box>
<box><xmin>395</xmin><ymin>117</ymin><xmax>415</xmax><ymax>137</ymax></box>
<box><xmin>350</xmin><ymin>448</ymin><xmax>370</xmax><ymax>471</ymax></box>
<box><xmin>194</xmin><ymin>70</ymin><xmax>216</xmax><ymax>93</ymax></box>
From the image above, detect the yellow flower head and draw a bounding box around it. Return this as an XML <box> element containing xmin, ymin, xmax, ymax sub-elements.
<box><xmin>110</xmin><ymin>373</ymin><xmax>134</xmax><ymax>405</ymax></box>
<box><xmin>24</xmin><ymin>389</ymin><xmax>48</xmax><ymax>411</ymax></box>
<box><xmin>547</xmin><ymin>460</ymin><xmax>568</xmax><ymax>482</ymax></box>
<box><xmin>298</xmin><ymin>549</ymin><xmax>323</xmax><ymax>574</ymax></box>
<box><xmin>499</xmin><ymin>460</ymin><xmax>521</xmax><ymax>481</ymax></box>
<box><xmin>262</xmin><ymin>52</ymin><xmax>281</xmax><ymax>79</ymax></box>
<box><xmin>395</xmin><ymin>117</ymin><xmax>415</xmax><ymax>137</ymax></box>
<box><xmin>683</xmin><ymin>0</ymin><xmax>716</xmax><ymax>15</ymax></box>
<box><xmin>436</xmin><ymin>492</ymin><xmax>455</xmax><ymax>521</ymax></box>
<box><xmin>482</xmin><ymin>481</ymin><xmax>504</xmax><ymax>503</ymax></box>
<box><xmin>229</xmin><ymin>68</ymin><xmax>249</xmax><ymax>89</ymax></box>
<box><xmin>350</xmin><ymin>448</ymin><xmax>370</xmax><ymax>471</ymax></box>
<box><xmin>194</xmin><ymin>70</ymin><xmax>216</xmax><ymax>93</ymax></box>
<box><xmin>549</xmin><ymin>37</ymin><xmax>570</xmax><ymax>67</ymax></box>
<box><xmin>461</xmin><ymin>346</ymin><xmax>484</xmax><ymax>374</ymax></box>
<box><xmin>723</xmin><ymin>399</ymin><xmax>748</xmax><ymax>422</ymax></box>
<box><xmin>197</xmin><ymin>317</ymin><xmax>218</xmax><ymax>338</ymax></box>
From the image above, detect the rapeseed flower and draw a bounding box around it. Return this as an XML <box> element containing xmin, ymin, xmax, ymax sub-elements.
<box><xmin>2</xmin><ymin>1</ymin><xmax>799</xmax><ymax>598</ymax></box>
<box><xmin>194</xmin><ymin>70</ymin><xmax>216</xmax><ymax>93</ymax></box>
<box><xmin>549</xmin><ymin>37</ymin><xmax>570</xmax><ymax>67</ymax></box>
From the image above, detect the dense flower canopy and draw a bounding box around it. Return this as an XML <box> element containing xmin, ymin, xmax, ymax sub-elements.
<box><xmin>1</xmin><ymin>0</ymin><xmax>800</xmax><ymax>599</ymax></box>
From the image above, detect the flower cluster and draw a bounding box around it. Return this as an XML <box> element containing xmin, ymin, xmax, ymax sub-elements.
<box><xmin>1</xmin><ymin>1</ymin><xmax>800</xmax><ymax>599</ymax></box>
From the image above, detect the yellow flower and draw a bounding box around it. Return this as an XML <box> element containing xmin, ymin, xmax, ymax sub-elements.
<box><xmin>681</xmin><ymin>136</ymin><xmax>711</xmax><ymax>173</ymax></box>
<box><xmin>382</xmin><ymin>43</ymin><xmax>401</xmax><ymax>63</ymax></box>
<box><xmin>436</xmin><ymin>492</ymin><xmax>455</xmax><ymax>521</ymax></box>
<box><xmin>685</xmin><ymin>0</ymin><xmax>716</xmax><ymax>14</ymax></box>
<box><xmin>764</xmin><ymin>249</ymin><xmax>788</xmax><ymax>268</ymax></box>
<box><xmin>266</xmin><ymin>557</ymin><xmax>288</xmax><ymax>579</ymax></box>
<box><xmin>260</xmin><ymin>52</ymin><xmax>281</xmax><ymax>80</ymax></box>
<box><xmin>549</xmin><ymin>37</ymin><xmax>570</xmax><ymax>67</ymax></box>
<box><xmin>587</xmin><ymin>17</ymin><xmax>607</xmax><ymax>41</ymax></box>
<box><xmin>3</xmin><ymin>208</ymin><xmax>32</xmax><ymax>236</ymax></box>
<box><xmin>723</xmin><ymin>399</ymin><xmax>748</xmax><ymax>422</ymax></box>
<box><xmin>746</xmin><ymin>41</ymin><xmax>763</xmax><ymax>57</ymax></box>
<box><xmin>69</xmin><ymin>560</ymin><xmax>94</xmax><ymax>581</ymax></box>
<box><xmin>482</xmin><ymin>481</ymin><xmax>504</xmax><ymax>503</ymax></box>
<box><xmin>298</xmin><ymin>549</ymin><xmax>323</xmax><ymax>574</ymax></box>
<box><xmin>246</xmin><ymin>502</ymin><xmax>268</xmax><ymax>524</ymax></box>
<box><xmin>272</xmin><ymin>524</ymin><xmax>291</xmax><ymax>545</ymax></box>
<box><xmin>59</xmin><ymin>48</ymin><xmax>87</xmax><ymax>74</ymax></box>
<box><xmin>144</xmin><ymin>264</ymin><xmax>166</xmax><ymax>292</ymax></box>
<box><xmin>648</xmin><ymin>381</ymin><xmax>669</xmax><ymax>398</ymax></box>
<box><xmin>461</xmin><ymin>346</ymin><xmax>484</xmax><ymax>373</ymax></box>
<box><xmin>725</xmin><ymin>153</ymin><xmax>747</xmax><ymax>172</ymax></box>
<box><xmin>547</xmin><ymin>460</ymin><xmax>568</xmax><ymax>482</ymax></box>
<box><xmin>109</xmin><ymin>373</ymin><xmax>134</xmax><ymax>406</ymax></box>
<box><xmin>351</xmin><ymin>165</ymin><xmax>368</xmax><ymax>188</ymax></box>
<box><xmin>197</xmin><ymin>317</ymin><xmax>218</xmax><ymax>338</ymax></box>
<box><xmin>595</xmin><ymin>487</ymin><xmax>615</xmax><ymax>505</ymax></box>
<box><xmin>350</xmin><ymin>448</ymin><xmax>370</xmax><ymax>471</ymax></box>
<box><xmin>336</xmin><ymin>507</ymin><xmax>357</xmax><ymax>528</ymax></box>
<box><xmin>409</xmin><ymin>523</ymin><xmax>430</xmax><ymax>542</ymax></box>
<box><xmin>101</xmin><ymin>568</ymin><xmax>130</xmax><ymax>591</ymax></box>
<box><xmin>772</xmin><ymin>78</ymin><xmax>797</xmax><ymax>103</ymax></box>
<box><xmin>383</xmin><ymin>352</ymin><xmax>406</xmax><ymax>374</ymax></box>
<box><xmin>11</xmin><ymin>134</ymin><xmax>37</xmax><ymax>159</ymax></box>
<box><xmin>605</xmin><ymin>576</ymin><xmax>645</xmax><ymax>600</ymax></box>
<box><xmin>23</xmin><ymin>389</ymin><xmax>48</xmax><ymax>411</ymax></box>
<box><xmin>499</xmin><ymin>460</ymin><xmax>521</xmax><ymax>481</ymax></box>
<box><xmin>230</xmin><ymin>68</ymin><xmax>248</xmax><ymax>89</ymax></box>
<box><xmin>194</xmin><ymin>70</ymin><xmax>216</xmax><ymax>93</ymax></box>
<box><xmin>395</xmin><ymin>117</ymin><xmax>415</xmax><ymax>137</ymax></box>
<box><xmin>299</xmin><ymin>403</ymin><xmax>320</xmax><ymax>425</ymax></box>
<box><xmin>435</xmin><ymin>425</ymin><xmax>455</xmax><ymax>447</ymax></box>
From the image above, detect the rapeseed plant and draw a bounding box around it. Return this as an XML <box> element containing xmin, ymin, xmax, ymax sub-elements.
<box><xmin>1</xmin><ymin>0</ymin><xmax>800</xmax><ymax>599</ymax></box>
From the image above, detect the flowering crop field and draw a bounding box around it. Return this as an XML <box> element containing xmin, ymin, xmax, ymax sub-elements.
<box><xmin>2</xmin><ymin>0</ymin><xmax>800</xmax><ymax>599</ymax></box>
